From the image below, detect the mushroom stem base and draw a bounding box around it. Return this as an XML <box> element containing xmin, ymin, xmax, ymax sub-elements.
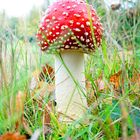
<box><xmin>55</xmin><ymin>51</ymin><xmax>88</xmax><ymax>122</ymax></box>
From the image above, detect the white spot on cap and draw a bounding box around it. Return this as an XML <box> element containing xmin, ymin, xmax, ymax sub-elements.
<box><xmin>80</xmin><ymin>36</ymin><xmax>85</xmax><ymax>41</ymax></box>
<box><xmin>72</xmin><ymin>5</ymin><xmax>77</xmax><ymax>8</ymax></box>
<box><xmin>64</xmin><ymin>34</ymin><xmax>67</xmax><ymax>37</ymax></box>
<box><xmin>62</xmin><ymin>12</ymin><xmax>69</xmax><ymax>16</ymax></box>
<box><xmin>94</xmin><ymin>26</ymin><xmax>97</xmax><ymax>29</ymax></box>
<box><xmin>76</xmin><ymin>22</ymin><xmax>80</xmax><ymax>25</ymax></box>
<box><xmin>81</xmin><ymin>24</ymin><xmax>84</xmax><ymax>28</ymax></box>
<box><xmin>52</xmin><ymin>28</ymin><xmax>55</xmax><ymax>30</ymax></box>
<box><xmin>65</xmin><ymin>25</ymin><xmax>68</xmax><ymax>28</ymax></box>
<box><xmin>66</xmin><ymin>6</ymin><xmax>71</xmax><ymax>9</ymax></box>
<box><xmin>74</xmin><ymin>28</ymin><xmax>81</xmax><ymax>32</ymax></box>
<box><xmin>56</xmin><ymin>26</ymin><xmax>59</xmax><ymax>29</ymax></box>
<box><xmin>70</xmin><ymin>9</ymin><xmax>74</xmax><ymax>12</ymax></box>
<box><xmin>74</xmin><ymin>14</ymin><xmax>81</xmax><ymax>18</ymax></box>
<box><xmin>71</xmin><ymin>36</ymin><xmax>76</xmax><ymax>40</ymax></box>
<box><xmin>86</xmin><ymin>21</ymin><xmax>90</xmax><ymax>26</ymax></box>
<box><xmin>42</xmin><ymin>46</ymin><xmax>47</xmax><ymax>49</ymax></box>
<box><xmin>56</xmin><ymin>32</ymin><xmax>60</xmax><ymax>35</ymax></box>
<box><xmin>49</xmin><ymin>32</ymin><xmax>52</xmax><ymax>35</ymax></box>
<box><xmin>84</xmin><ymin>32</ymin><xmax>89</xmax><ymax>36</ymax></box>
<box><xmin>46</xmin><ymin>19</ymin><xmax>50</xmax><ymax>22</ymax></box>
<box><xmin>54</xmin><ymin>21</ymin><xmax>58</xmax><ymax>24</ymax></box>
<box><xmin>54</xmin><ymin>8</ymin><xmax>57</xmax><ymax>11</ymax></box>
<box><xmin>65</xmin><ymin>45</ymin><xmax>70</xmax><ymax>48</ymax></box>
<box><xmin>86</xmin><ymin>39</ymin><xmax>90</xmax><ymax>43</ymax></box>
<box><xmin>52</xmin><ymin>16</ymin><xmax>56</xmax><ymax>20</ymax></box>
<box><xmin>61</xmin><ymin>25</ymin><xmax>68</xmax><ymax>30</ymax></box>
<box><xmin>62</xmin><ymin>4</ymin><xmax>65</xmax><ymax>7</ymax></box>
<box><xmin>61</xmin><ymin>25</ymin><xmax>65</xmax><ymax>30</ymax></box>
<box><xmin>82</xmin><ymin>9</ymin><xmax>85</xmax><ymax>12</ymax></box>
<box><xmin>92</xmin><ymin>17</ymin><xmax>95</xmax><ymax>21</ymax></box>
<box><xmin>69</xmin><ymin>20</ymin><xmax>74</xmax><ymax>24</ymax></box>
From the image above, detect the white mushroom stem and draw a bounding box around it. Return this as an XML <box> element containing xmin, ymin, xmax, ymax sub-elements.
<box><xmin>55</xmin><ymin>51</ymin><xmax>88</xmax><ymax>122</ymax></box>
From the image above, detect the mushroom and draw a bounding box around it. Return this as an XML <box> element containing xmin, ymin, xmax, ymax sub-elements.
<box><xmin>37</xmin><ymin>0</ymin><xmax>103</xmax><ymax>122</ymax></box>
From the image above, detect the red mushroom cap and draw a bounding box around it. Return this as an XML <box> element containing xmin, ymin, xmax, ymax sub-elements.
<box><xmin>36</xmin><ymin>0</ymin><xmax>103</xmax><ymax>53</ymax></box>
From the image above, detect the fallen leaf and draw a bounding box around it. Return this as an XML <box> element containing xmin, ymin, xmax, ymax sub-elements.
<box><xmin>131</xmin><ymin>73</ymin><xmax>140</xmax><ymax>87</ymax></box>
<box><xmin>0</xmin><ymin>132</ymin><xmax>26</xmax><ymax>140</ymax></box>
<box><xmin>110</xmin><ymin>70</ymin><xmax>122</xmax><ymax>90</ymax></box>
<box><xmin>29</xmin><ymin>64</ymin><xmax>55</xmax><ymax>101</ymax></box>
<box><xmin>39</xmin><ymin>64</ymin><xmax>54</xmax><ymax>82</ymax></box>
<box><xmin>14</xmin><ymin>91</ymin><xmax>26</xmax><ymax>131</ymax></box>
<box><xmin>86</xmin><ymin>75</ymin><xmax>108</xmax><ymax>106</ymax></box>
<box><xmin>29</xmin><ymin>64</ymin><xmax>54</xmax><ymax>92</ymax></box>
<box><xmin>96</xmin><ymin>76</ymin><xmax>106</xmax><ymax>92</ymax></box>
<box><xmin>15</xmin><ymin>91</ymin><xmax>26</xmax><ymax>115</ymax></box>
<box><xmin>43</xmin><ymin>101</ymin><xmax>54</xmax><ymax>126</ymax></box>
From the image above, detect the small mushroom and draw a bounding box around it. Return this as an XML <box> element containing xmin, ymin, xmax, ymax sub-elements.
<box><xmin>36</xmin><ymin>0</ymin><xmax>103</xmax><ymax>122</ymax></box>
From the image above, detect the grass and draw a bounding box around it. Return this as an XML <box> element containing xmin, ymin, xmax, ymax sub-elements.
<box><xmin>0</xmin><ymin>0</ymin><xmax>140</xmax><ymax>140</ymax></box>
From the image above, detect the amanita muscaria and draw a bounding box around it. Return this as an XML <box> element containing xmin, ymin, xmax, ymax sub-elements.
<box><xmin>37</xmin><ymin>0</ymin><xmax>103</xmax><ymax>122</ymax></box>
